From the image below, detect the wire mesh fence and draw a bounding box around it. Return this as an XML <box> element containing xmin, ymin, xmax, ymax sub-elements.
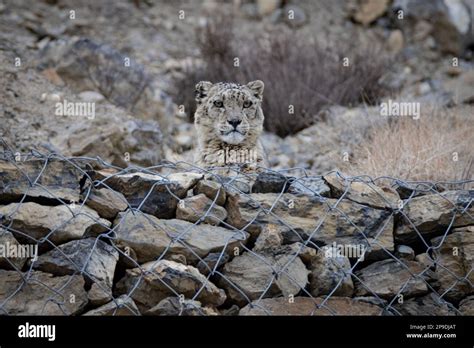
<box><xmin>0</xmin><ymin>147</ymin><xmax>472</xmax><ymax>316</ymax></box>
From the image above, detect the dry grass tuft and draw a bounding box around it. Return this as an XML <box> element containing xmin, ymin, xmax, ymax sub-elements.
<box><xmin>345</xmin><ymin>107</ymin><xmax>474</xmax><ymax>182</ymax></box>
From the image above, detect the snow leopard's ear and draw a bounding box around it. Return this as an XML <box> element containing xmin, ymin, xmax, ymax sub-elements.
<box><xmin>246</xmin><ymin>80</ymin><xmax>264</xmax><ymax>100</ymax></box>
<box><xmin>195</xmin><ymin>81</ymin><xmax>213</xmax><ymax>104</ymax></box>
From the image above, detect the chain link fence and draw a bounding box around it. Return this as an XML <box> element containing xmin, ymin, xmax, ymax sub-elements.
<box><xmin>0</xmin><ymin>147</ymin><xmax>472</xmax><ymax>316</ymax></box>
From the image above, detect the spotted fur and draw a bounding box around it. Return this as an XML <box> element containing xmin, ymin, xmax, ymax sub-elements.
<box><xmin>194</xmin><ymin>80</ymin><xmax>267</xmax><ymax>170</ymax></box>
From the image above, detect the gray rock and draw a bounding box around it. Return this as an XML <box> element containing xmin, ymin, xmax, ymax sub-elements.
<box><xmin>355</xmin><ymin>259</ymin><xmax>428</xmax><ymax>299</ymax></box>
<box><xmin>194</xmin><ymin>180</ymin><xmax>226</xmax><ymax>206</ymax></box>
<box><xmin>91</xmin><ymin>171</ymin><xmax>203</xmax><ymax>219</ymax></box>
<box><xmin>0</xmin><ymin>202</ymin><xmax>111</xmax><ymax>247</ymax></box>
<box><xmin>252</xmin><ymin>172</ymin><xmax>290</xmax><ymax>193</ymax></box>
<box><xmin>82</xmin><ymin>187</ymin><xmax>128</xmax><ymax>220</ymax></box>
<box><xmin>0</xmin><ymin>270</ymin><xmax>88</xmax><ymax>315</ymax></box>
<box><xmin>287</xmin><ymin>176</ymin><xmax>331</xmax><ymax>197</ymax></box>
<box><xmin>144</xmin><ymin>297</ymin><xmax>218</xmax><ymax>316</ymax></box>
<box><xmin>393</xmin><ymin>293</ymin><xmax>457</xmax><ymax>315</ymax></box>
<box><xmin>88</xmin><ymin>282</ymin><xmax>113</xmax><ymax>306</ymax></box>
<box><xmin>226</xmin><ymin>193</ymin><xmax>394</xmax><ymax>260</ymax></box>
<box><xmin>309</xmin><ymin>246</ymin><xmax>354</xmax><ymax>297</ymax></box>
<box><xmin>220</xmin><ymin>251</ymin><xmax>309</xmax><ymax>306</ymax></box>
<box><xmin>176</xmin><ymin>194</ymin><xmax>228</xmax><ymax>226</ymax></box>
<box><xmin>239</xmin><ymin>296</ymin><xmax>383</xmax><ymax>315</ymax></box>
<box><xmin>83</xmin><ymin>295</ymin><xmax>140</xmax><ymax>316</ymax></box>
<box><xmin>113</xmin><ymin>210</ymin><xmax>248</xmax><ymax>264</ymax></box>
<box><xmin>33</xmin><ymin>238</ymin><xmax>118</xmax><ymax>290</ymax></box>
<box><xmin>431</xmin><ymin>227</ymin><xmax>473</xmax><ymax>302</ymax></box>
<box><xmin>395</xmin><ymin>191</ymin><xmax>474</xmax><ymax>245</ymax></box>
<box><xmin>116</xmin><ymin>260</ymin><xmax>226</xmax><ymax>312</ymax></box>
<box><xmin>323</xmin><ymin>172</ymin><xmax>400</xmax><ymax>209</ymax></box>
<box><xmin>197</xmin><ymin>252</ymin><xmax>230</xmax><ymax>276</ymax></box>
<box><xmin>0</xmin><ymin>159</ymin><xmax>83</xmax><ymax>204</ymax></box>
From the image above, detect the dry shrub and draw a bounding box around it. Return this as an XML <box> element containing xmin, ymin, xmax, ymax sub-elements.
<box><xmin>173</xmin><ymin>12</ymin><xmax>392</xmax><ymax>137</ymax></box>
<box><xmin>345</xmin><ymin>108</ymin><xmax>474</xmax><ymax>182</ymax></box>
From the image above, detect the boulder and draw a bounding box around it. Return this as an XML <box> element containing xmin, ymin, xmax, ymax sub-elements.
<box><xmin>194</xmin><ymin>180</ymin><xmax>226</xmax><ymax>206</ymax></box>
<box><xmin>226</xmin><ymin>193</ymin><xmax>394</xmax><ymax>260</ymax></box>
<box><xmin>144</xmin><ymin>297</ymin><xmax>218</xmax><ymax>316</ymax></box>
<box><xmin>309</xmin><ymin>246</ymin><xmax>354</xmax><ymax>297</ymax></box>
<box><xmin>323</xmin><ymin>172</ymin><xmax>400</xmax><ymax>209</ymax></box>
<box><xmin>113</xmin><ymin>210</ymin><xmax>249</xmax><ymax>264</ymax></box>
<box><xmin>395</xmin><ymin>191</ymin><xmax>474</xmax><ymax>245</ymax></box>
<box><xmin>252</xmin><ymin>172</ymin><xmax>290</xmax><ymax>193</ymax></box>
<box><xmin>33</xmin><ymin>238</ymin><xmax>118</xmax><ymax>291</ymax></box>
<box><xmin>88</xmin><ymin>282</ymin><xmax>113</xmax><ymax>306</ymax></box>
<box><xmin>0</xmin><ymin>270</ymin><xmax>88</xmax><ymax>315</ymax></box>
<box><xmin>197</xmin><ymin>252</ymin><xmax>230</xmax><ymax>276</ymax></box>
<box><xmin>82</xmin><ymin>187</ymin><xmax>128</xmax><ymax>220</ymax></box>
<box><xmin>220</xmin><ymin>251</ymin><xmax>309</xmax><ymax>306</ymax></box>
<box><xmin>287</xmin><ymin>176</ymin><xmax>331</xmax><ymax>197</ymax></box>
<box><xmin>0</xmin><ymin>202</ymin><xmax>111</xmax><ymax>247</ymax></box>
<box><xmin>431</xmin><ymin>227</ymin><xmax>473</xmax><ymax>302</ymax></box>
<box><xmin>83</xmin><ymin>295</ymin><xmax>140</xmax><ymax>316</ymax></box>
<box><xmin>91</xmin><ymin>171</ymin><xmax>203</xmax><ymax>218</ymax></box>
<box><xmin>176</xmin><ymin>194</ymin><xmax>228</xmax><ymax>226</ymax></box>
<box><xmin>239</xmin><ymin>296</ymin><xmax>383</xmax><ymax>315</ymax></box>
<box><xmin>0</xmin><ymin>159</ymin><xmax>83</xmax><ymax>204</ymax></box>
<box><xmin>393</xmin><ymin>293</ymin><xmax>457</xmax><ymax>315</ymax></box>
<box><xmin>116</xmin><ymin>260</ymin><xmax>226</xmax><ymax>311</ymax></box>
<box><xmin>354</xmin><ymin>259</ymin><xmax>428</xmax><ymax>299</ymax></box>
<box><xmin>253</xmin><ymin>224</ymin><xmax>284</xmax><ymax>252</ymax></box>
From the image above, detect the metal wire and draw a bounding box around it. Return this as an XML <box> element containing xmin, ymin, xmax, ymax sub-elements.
<box><xmin>0</xmin><ymin>147</ymin><xmax>472</xmax><ymax>316</ymax></box>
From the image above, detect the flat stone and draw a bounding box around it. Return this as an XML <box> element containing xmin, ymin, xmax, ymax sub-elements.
<box><xmin>0</xmin><ymin>159</ymin><xmax>84</xmax><ymax>204</ymax></box>
<box><xmin>83</xmin><ymin>295</ymin><xmax>140</xmax><ymax>316</ymax></box>
<box><xmin>239</xmin><ymin>296</ymin><xmax>383</xmax><ymax>315</ymax></box>
<box><xmin>0</xmin><ymin>270</ymin><xmax>88</xmax><ymax>315</ymax></box>
<box><xmin>354</xmin><ymin>259</ymin><xmax>428</xmax><ymax>299</ymax></box>
<box><xmin>113</xmin><ymin>210</ymin><xmax>249</xmax><ymax>264</ymax></box>
<box><xmin>116</xmin><ymin>260</ymin><xmax>226</xmax><ymax>312</ymax></box>
<box><xmin>226</xmin><ymin>193</ymin><xmax>394</xmax><ymax>260</ymax></box>
<box><xmin>0</xmin><ymin>202</ymin><xmax>111</xmax><ymax>247</ymax></box>
<box><xmin>220</xmin><ymin>251</ymin><xmax>309</xmax><ymax>306</ymax></box>
<box><xmin>395</xmin><ymin>191</ymin><xmax>474</xmax><ymax>245</ymax></box>
<box><xmin>430</xmin><ymin>227</ymin><xmax>473</xmax><ymax>302</ymax></box>
<box><xmin>176</xmin><ymin>194</ymin><xmax>227</xmax><ymax>226</ymax></box>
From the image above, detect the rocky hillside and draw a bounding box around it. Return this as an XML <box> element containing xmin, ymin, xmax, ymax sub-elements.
<box><xmin>0</xmin><ymin>0</ymin><xmax>473</xmax><ymax>316</ymax></box>
<box><xmin>0</xmin><ymin>156</ymin><xmax>472</xmax><ymax>315</ymax></box>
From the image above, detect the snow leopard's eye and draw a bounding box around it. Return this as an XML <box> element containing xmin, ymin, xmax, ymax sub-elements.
<box><xmin>213</xmin><ymin>100</ymin><xmax>224</xmax><ymax>108</ymax></box>
<box><xmin>243</xmin><ymin>100</ymin><xmax>253</xmax><ymax>108</ymax></box>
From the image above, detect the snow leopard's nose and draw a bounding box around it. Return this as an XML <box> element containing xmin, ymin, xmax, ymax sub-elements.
<box><xmin>228</xmin><ymin>119</ymin><xmax>242</xmax><ymax>129</ymax></box>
